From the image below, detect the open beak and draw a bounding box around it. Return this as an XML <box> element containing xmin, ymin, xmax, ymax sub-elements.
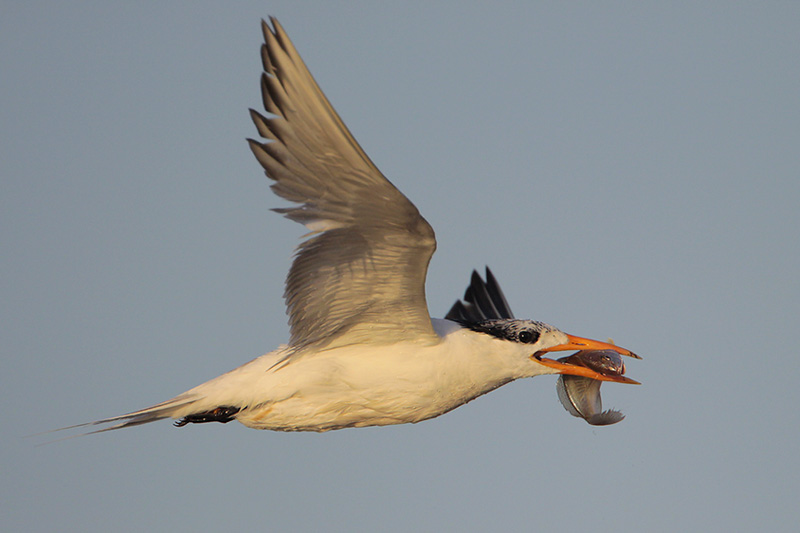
<box><xmin>533</xmin><ymin>334</ymin><xmax>641</xmax><ymax>384</ymax></box>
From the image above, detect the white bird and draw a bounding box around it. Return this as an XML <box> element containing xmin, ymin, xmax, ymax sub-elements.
<box><xmin>66</xmin><ymin>18</ymin><xmax>639</xmax><ymax>436</ymax></box>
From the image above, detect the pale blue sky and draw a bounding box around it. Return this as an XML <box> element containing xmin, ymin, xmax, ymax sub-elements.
<box><xmin>3</xmin><ymin>2</ymin><xmax>799</xmax><ymax>531</ymax></box>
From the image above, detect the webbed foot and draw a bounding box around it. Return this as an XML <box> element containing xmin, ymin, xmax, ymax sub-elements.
<box><xmin>174</xmin><ymin>406</ymin><xmax>241</xmax><ymax>427</ymax></box>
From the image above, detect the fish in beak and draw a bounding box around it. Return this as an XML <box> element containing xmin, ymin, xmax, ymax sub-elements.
<box><xmin>552</xmin><ymin>349</ymin><xmax>636</xmax><ymax>426</ymax></box>
<box><xmin>533</xmin><ymin>334</ymin><xmax>641</xmax><ymax>384</ymax></box>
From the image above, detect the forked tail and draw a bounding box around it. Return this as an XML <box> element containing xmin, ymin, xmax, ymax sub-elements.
<box><xmin>39</xmin><ymin>394</ymin><xmax>211</xmax><ymax>442</ymax></box>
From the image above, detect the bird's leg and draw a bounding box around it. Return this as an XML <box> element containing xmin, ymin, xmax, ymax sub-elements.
<box><xmin>174</xmin><ymin>406</ymin><xmax>241</xmax><ymax>427</ymax></box>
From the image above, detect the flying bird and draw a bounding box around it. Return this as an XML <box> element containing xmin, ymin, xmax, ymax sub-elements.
<box><xmin>66</xmin><ymin>18</ymin><xmax>640</xmax><ymax>436</ymax></box>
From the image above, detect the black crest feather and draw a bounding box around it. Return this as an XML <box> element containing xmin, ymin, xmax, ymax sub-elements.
<box><xmin>445</xmin><ymin>267</ymin><xmax>514</xmax><ymax>323</ymax></box>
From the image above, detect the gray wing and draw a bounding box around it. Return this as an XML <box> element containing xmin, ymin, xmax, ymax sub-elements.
<box><xmin>248</xmin><ymin>18</ymin><xmax>438</xmax><ymax>351</ymax></box>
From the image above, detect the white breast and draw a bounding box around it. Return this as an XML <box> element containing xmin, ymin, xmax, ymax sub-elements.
<box><xmin>205</xmin><ymin>319</ymin><xmax>530</xmax><ymax>431</ymax></box>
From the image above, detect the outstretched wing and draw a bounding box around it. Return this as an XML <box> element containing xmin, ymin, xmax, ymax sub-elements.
<box><xmin>248</xmin><ymin>18</ymin><xmax>438</xmax><ymax>351</ymax></box>
<box><xmin>445</xmin><ymin>267</ymin><xmax>514</xmax><ymax>322</ymax></box>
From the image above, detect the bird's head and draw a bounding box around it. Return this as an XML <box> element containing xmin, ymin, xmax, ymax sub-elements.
<box><xmin>465</xmin><ymin>319</ymin><xmax>640</xmax><ymax>384</ymax></box>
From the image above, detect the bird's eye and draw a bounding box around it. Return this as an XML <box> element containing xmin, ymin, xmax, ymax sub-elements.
<box><xmin>518</xmin><ymin>330</ymin><xmax>538</xmax><ymax>343</ymax></box>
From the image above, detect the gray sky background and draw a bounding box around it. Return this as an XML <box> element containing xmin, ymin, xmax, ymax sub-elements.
<box><xmin>3</xmin><ymin>2</ymin><xmax>799</xmax><ymax>531</ymax></box>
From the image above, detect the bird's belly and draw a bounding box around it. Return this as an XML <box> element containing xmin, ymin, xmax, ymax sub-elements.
<box><xmin>233</xmin><ymin>349</ymin><xmax>495</xmax><ymax>431</ymax></box>
<box><xmin>236</xmin><ymin>383</ymin><xmax>473</xmax><ymax>432</ymax></box>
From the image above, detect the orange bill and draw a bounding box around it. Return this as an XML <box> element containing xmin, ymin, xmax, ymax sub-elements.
<box><xmin>535</xmin><ymin>357</ymin><xmax>641</xmax><ymax>384</ymax></box>
<box><xmin>532</xmin><ymin>333</ymin><xmax>641</xmax><ymax>384</ymax></box>
<box><xmin>535</xmin><ymin>334</ymin><xmax>641</xmax><ymax>359</ymax></box>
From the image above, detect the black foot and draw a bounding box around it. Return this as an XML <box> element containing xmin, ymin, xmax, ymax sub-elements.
<box><xmin>174</xmin><ymin>406</ymin><xmax>241</xmax><ymax>427</ymax></box>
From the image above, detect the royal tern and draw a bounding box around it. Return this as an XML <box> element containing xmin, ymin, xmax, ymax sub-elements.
<box><xmin>67</xmin><ymin>18</ymin><xmax>639</xmax><ymax>436</ymax></box>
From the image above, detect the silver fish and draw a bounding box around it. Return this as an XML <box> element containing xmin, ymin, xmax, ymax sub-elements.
<box><xmin>556</xmin><ymin>350</ymin><xmax>626</xmax><ymax>425</ymax></box>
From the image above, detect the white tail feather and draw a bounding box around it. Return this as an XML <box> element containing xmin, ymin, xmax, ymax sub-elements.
<box><xmin>33</xmin><ymin>394</ymin><xmax>202</xmax><ymax>443</ymax></box>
